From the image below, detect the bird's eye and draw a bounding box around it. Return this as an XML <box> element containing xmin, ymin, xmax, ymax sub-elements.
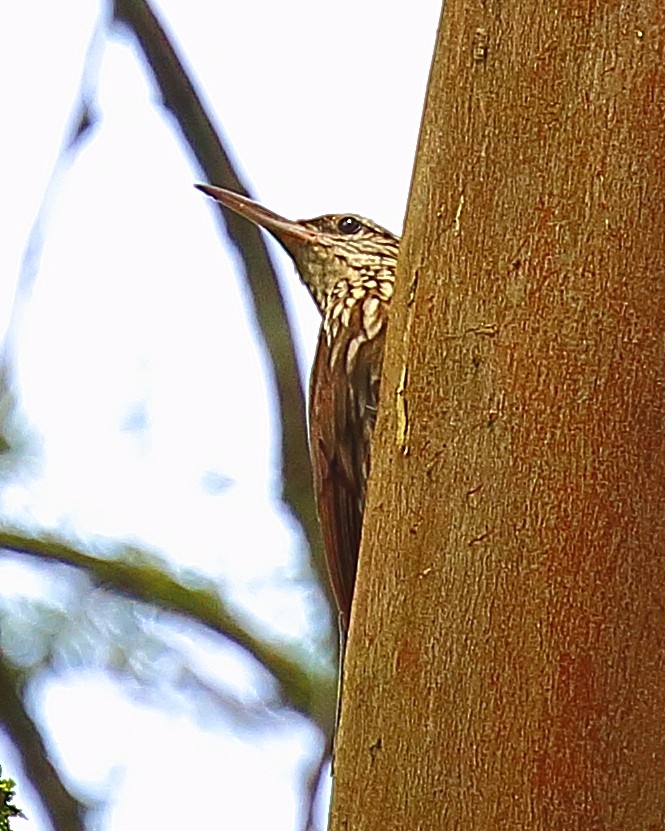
<box><xmin>337</xmin><ymin>216</ymin><xmax>362</xmax><ymax>235</ymax></box>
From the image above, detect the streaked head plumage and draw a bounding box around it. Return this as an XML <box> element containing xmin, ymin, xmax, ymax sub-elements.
<box><xmin>195</xmin><ymin>184</ymin><xmax>399</xmax><ymax>313</ymax></box>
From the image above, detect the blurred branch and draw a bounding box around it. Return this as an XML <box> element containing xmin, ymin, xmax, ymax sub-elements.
<box><xmin>300</xmin><ymin>740</ymin><xmax>328</xmax><ymax>831</ymax></box>
<box><xmin>0</xmin><ymin>20</ymin><xmax>104</xmax><ymax>467</ymax></box>
<box><xmin>0</xmin><ymin>530</ymin><xmax>336</xmax><ymax>738</ymax></box>
<box><xmin>110</xmin><ymin>0</ymin><xmax>334</xmax><ymax>616</ymax></box>
<box><xmin>0</xmin><ymin>653</ymin><xmax>86</xmax><ymax>831</ymax></box>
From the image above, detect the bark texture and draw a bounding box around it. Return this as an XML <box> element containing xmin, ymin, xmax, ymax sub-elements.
<box><xmin>330</xmin><ymin>1</ymin><xmax>665</xmax><ymax>828</ymax></box>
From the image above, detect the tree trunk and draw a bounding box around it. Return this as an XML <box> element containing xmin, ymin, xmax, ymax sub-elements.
<box><xmin>329</xmin><ymin>1</ymin><xmax>665</xmax><ymax>828</ymax></box>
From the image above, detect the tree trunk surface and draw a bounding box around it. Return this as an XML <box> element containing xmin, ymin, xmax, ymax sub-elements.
<box><xmin>330</xmin><ymin>1</ymin><xmax>665</xmax><ymax>828</ymax></box>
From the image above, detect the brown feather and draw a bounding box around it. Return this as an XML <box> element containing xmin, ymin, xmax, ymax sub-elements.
<box><xmin>309</xmin><ymin>316</ymin><xmax>386</xmax><ymax>631</ymax></box>
<box><xmin>193</xmin><ymin>185</ymin><xmax>399</xmax><ymax>631</ymax></box>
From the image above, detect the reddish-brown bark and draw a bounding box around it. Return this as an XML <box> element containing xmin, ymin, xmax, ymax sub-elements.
<box><xmin>330</xmin><ymin>1</ymin><xmax>665</xmax><ymax>828</ymax></box>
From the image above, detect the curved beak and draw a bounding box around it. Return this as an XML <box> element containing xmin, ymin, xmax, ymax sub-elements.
<box><xmin>195</xmin><ymin>184</ymin><xmax>317</xmax><ymax>246</ymax></box>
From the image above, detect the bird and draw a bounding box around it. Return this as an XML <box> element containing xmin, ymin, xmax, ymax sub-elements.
<box><xmin>196</xmin><ymin>184</ymin><xmax>400</xmax><ymax>632</ymax></box>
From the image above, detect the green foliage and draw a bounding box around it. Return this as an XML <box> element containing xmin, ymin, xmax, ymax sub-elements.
<box><xmin>0</xmin><ymin>768</ymin><xmax>25</xmax><ymax>831</ymax></box>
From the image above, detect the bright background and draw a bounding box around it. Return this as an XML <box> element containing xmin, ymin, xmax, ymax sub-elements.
<box><xmin>0</xmin><ymin>2</ymin><xmax>440</xmax><ymax>828</ymax></box>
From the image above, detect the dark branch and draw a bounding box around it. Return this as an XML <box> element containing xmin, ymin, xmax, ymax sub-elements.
<box><xmin>0</xmin><ymin>654</ymin><xmax>86</xmax><ymax>831</ymax></box>
<box><xmin>110</xmin><ymin>0</ymin><xmax>334</xmax><ymax>616</ymax></box>
<box><xmin>300</xmin><ymin>738</ymin><xmax>329</xmax><ymax>831</ymax></box>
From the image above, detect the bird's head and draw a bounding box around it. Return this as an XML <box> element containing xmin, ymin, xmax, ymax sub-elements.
<box><xmin>195</xmin><ymin>184</ymin><xmax>400</xmax><ymax>315</ymax></box>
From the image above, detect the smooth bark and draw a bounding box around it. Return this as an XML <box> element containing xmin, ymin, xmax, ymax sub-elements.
<box><xmin>331</xmin><ymin>1</ymin><xmax>665</xmax><ymax>828</ymax></box>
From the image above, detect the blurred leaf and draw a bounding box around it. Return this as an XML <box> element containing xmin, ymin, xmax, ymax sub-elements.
<box><xmin>0</xmin><ymin>767</ymin><xmax>26</xmax><ymax>831</ymax></box>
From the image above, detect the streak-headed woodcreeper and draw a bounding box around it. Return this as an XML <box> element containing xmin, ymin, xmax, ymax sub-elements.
<box><xmin>196</xmin><ymin>184</ymin><xmax>399</xmax><ymax>631</ymax></box>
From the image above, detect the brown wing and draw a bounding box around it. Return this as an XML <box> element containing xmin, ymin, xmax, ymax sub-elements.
<box><xmin>309</xmin><ymin>323</ymin><xmax>386</xmax><ymax>631</ymax></box>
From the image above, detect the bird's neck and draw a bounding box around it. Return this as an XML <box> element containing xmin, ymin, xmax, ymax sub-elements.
<box><xmin>321</xmin><ymin>269</ymin><xmax>395</xmax><ymax>348</ymax></box>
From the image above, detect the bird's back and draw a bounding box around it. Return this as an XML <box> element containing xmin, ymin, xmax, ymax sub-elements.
<box><xmin>193</xmin><ymin>182</ymin><xmax>399</xmax><ymax>630</ymax></box>
<box><xmin>309</xmin><ymin>276</ymin><xmax>392</xmax><ymax>631</ymax></box>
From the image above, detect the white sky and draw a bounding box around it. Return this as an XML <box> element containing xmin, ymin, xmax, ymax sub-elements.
<box><xmin>1</xmin><ymin>1</ymin><xmax>441</xmax><ymax>828</ymax></box>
